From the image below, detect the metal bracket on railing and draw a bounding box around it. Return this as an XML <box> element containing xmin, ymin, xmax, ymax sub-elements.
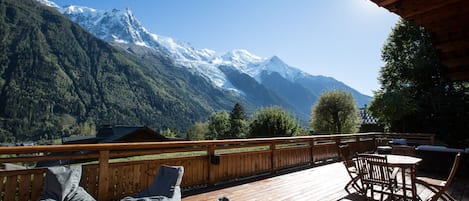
<box><xmin>211</xmin><ymin>154</ymin><xmax>220</xmax><ymax>165</ymax></box>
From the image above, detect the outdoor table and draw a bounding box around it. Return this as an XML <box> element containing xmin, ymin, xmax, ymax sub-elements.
<box><xmin>382</xmin><ymin>154</ymin><xmax>422</xmax><ymax>200</ymax></box>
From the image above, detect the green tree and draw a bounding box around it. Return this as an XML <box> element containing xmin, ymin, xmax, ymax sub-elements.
<box><xmin>207</xmin><ymin>111</ymin><xmax>230</xmax><ymax>140</ymax></box>
<box><xmin>160</xmin><ymin>128</ymin><xmax>178</xmax><ymax>138</ymax></box>
<box><xmin>185</xmin><ymin>122</ymin><xmax>208</xmax><ymax>140</ymax></box>
<box><xmin>369</xmin><ymin>19</ymin><xmax>469</xmax><ymax>147</ymax></box>
<box><xmin>310</xmin><ymin>90</ymin><xmax>360</xmax><ymax>134</ymax></box>
<box><xmin>249</xmin><ymin>106</ymin><xmax>301</xmax><ymax>138</ymax></box>
<box><xmin>369</xmin><ymin>19</ymin><xmax>439</xmax><ymax>131</ymax></box>
<box><xmin>228</xmin><ymin>103</ymin><xmax>247</xmax><ymax>139</ymax></box>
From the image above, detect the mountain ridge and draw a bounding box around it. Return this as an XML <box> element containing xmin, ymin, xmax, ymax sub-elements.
<box><xmin>40</xmin><ymin>1</ymin><xmax>371</xmax><ymax>107</ymax></box>
<box><xmin>0</xmin><ymin>0</ymin><xmax>373</xmax><ymax>142</ymax></box>
<box><xmin>0</xmin><ymin>0</ymin><xmax>245</xmax><ymax>141</ymax></box>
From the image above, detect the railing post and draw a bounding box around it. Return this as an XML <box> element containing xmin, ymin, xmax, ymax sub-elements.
<box><xmin>373</xmin><ymin>135</ymin><xmax>377</xmax><ymax>150</ymax></box>
<box><xmin>270</xmin><ymin>142</ymin><xmax>276</xmax><ymax>174</ymax></box>
<box><xmin>207</xmin><ymin>144</ymin><xmax>215</xmax><ymax>186</ymax></box>
<box><xmin>310</xmin><ymin>139</ymin><xmax>315</xmax><ymax>165</ymax></box>
<box><xmin>335</xmin><ymin>137</ymin><xmax>341</xmax><ymax>159</ymax></box>
<box><xmin>355</xmin><ymin>135</ymin><xmax>361</xmax><ymax>153</ymax></box>
<box><xmin>98</xmin><ymin>150</ymin><xmax>110</xmax><ymax>201</ymax></box>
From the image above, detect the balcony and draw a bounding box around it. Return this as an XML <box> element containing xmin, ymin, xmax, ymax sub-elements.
<box><xmin>0</xmin><ymin>132</ymin><xmax>466</xmax><ymax>200</ymax></box>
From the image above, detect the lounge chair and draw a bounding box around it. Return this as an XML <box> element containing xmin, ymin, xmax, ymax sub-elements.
<box><xmin>121</xmin><ymin>165</ymin><xmax>184</xmax><ymax>201</ymax></box>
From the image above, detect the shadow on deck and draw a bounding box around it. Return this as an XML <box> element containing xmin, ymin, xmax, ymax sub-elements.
<box><xmin>182</xmin><ymin>162</ymin><xmax>469</xmax><ymax>201</ymax></box>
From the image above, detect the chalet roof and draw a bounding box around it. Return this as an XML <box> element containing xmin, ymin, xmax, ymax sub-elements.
<box><xmin>62</xmin><ymin>135</ymin><xmax>97</xmax><ymax>144</ymax></box>
<box><xmin>62</xmin><ymin>125</ymin><xmax>168</xmax><ymax>144</ymax></box>
<box><xmin>359</xmin><ymin>108</ymin><xmax>379</xmax><ymax>125</ymax></box>
<box><xmin>370</xmin><ymin>0</ymin><xmax>469</xmax><ymax>81</ymax></box>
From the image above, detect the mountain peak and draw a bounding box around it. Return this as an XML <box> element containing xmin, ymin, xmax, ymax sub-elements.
<box><xmin>222</xmin><ymin>49</ymin><xmax>263</xmax><ymax>66</ymax></box>
<box><xmin>269</xmin><ymin>55</ymin><xmax>283</xmax><ymax>64</ymax></box>
<box><xmin>36</xmin><ymin>0</ymin><xmax>60</xmax><ymax>9</ymax></box>
<box><xmin>65</xmin><ymin>6</ymin><xmax>95</xmax><ymax>15</ymax></box>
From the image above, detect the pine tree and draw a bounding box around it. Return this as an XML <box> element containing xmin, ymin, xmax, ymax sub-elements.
<box><xmin>227</xmin><ymin>103</ymin><xmax>247</xmax><ymax>138</ymax></box>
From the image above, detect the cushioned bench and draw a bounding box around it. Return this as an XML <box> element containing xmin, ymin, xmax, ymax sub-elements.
<box><xmin>415</xmin><ymin>145</ymin><xmax>466</xmax><ymax>176</ymax></box>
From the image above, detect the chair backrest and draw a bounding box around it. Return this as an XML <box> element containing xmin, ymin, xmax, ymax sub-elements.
<box><xmin>136</xmin><ymin>165</ymin><xmax>184</xmax><ymax>199</ymax></box>
<box><xmin>443</xmin><ymin>152</ymin><xmax>461</xmax><ymax>189</ymax></box>
<box><xmin>338</xmin><ymin>145</ymin><xmax>355</xmax><ymax>169</ymax></box>
<box><xmin>428</xmin><ymin>152</ymin><xmax>461</xmax><ymax>201</ymax></box>
<box><xmin>356</xmin><ymin>154</ymin><xmax>393</xmax><ymax>186</ymax></box>
<box><xmin>391</xmin><ymin>145</ymin><xmax>416</xmax><ymax>156</ymax></box>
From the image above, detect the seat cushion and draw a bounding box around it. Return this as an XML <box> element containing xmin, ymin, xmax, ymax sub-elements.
<box><xmin>38</xmin><ymin>165</ymin><xmax>95</xmax><ymax>201</ymax></box>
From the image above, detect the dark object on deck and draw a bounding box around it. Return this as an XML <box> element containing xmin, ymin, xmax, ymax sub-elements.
<box><xmin>416</xmin><ymin>153</ymin><xmax>461</xmax><ymax>201</ymax></box>
<box><xmin>218</xmin><ymin>197</ymin><xmax>229</xmax><ymax>201</ymax></box>
<box><xmin>121</xmin><ymin>165</ymin><xmax>184</xmax><ymax>201</ymax></box>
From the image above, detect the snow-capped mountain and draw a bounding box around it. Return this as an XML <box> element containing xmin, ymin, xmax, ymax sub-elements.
<box><xmin>38</xmin><ymin>0</ymin><xmax>371</xmax><ymax>113</ymax></box>
<box><xmin>38</xmin><ymin>0</ymin><xmax>311</xmax><ymax>91</ymax></box>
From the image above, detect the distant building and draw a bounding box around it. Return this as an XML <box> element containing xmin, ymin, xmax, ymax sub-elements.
<box><xmin>62</xmin><ymin>125</ymin><xmax>179</xmax><ymax>144</ymax></box>
<box><xmin>38</xmin><ymin>125</ymin><xmax>182</xmax><ymax>167</ymax></box>
<box><xmin>359</xmin><ymin>106</ymin><xmax>384</xmax><ymax>132</ymax></box>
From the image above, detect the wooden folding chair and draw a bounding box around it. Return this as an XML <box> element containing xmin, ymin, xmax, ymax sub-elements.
<box><xmin>416</xmin><ymin>152</ymin><xmax>461</xmax><ymax>201</ymax></box>
<box><xmin>338</xmin><ymin>145</ymin><xmax>362</xmax><ymax>194</ymax></box>
<box><xmin>356</xmin><ymin>154</ymin><xmax>400</xmax><ymax>201</ymax></box>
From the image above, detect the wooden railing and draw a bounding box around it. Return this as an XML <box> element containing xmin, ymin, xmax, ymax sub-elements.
<box><xmin>0</xmin><ymin>132</ymin><xmax>434</xmax><ymax>201</ymax></box>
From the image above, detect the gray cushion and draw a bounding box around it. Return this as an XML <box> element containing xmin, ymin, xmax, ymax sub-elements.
<box><xmin>38</xmin><ymin>165</ymin><xmax>95</xmax><ymax>201</ymax></box>
<box><xmin>121</xmin><ymin>165</ymin><xmax>184</xmax><ymax>201</ymax></box>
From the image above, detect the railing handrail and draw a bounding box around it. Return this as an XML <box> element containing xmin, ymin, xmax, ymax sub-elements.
<box><xmin>0</xmin><ymin>132</ymin><xmax>433</xmax><ymax>154</ymax></box>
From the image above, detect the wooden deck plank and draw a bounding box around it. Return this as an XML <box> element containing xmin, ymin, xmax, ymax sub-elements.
<box><xmin>182</xmin><ymin>162</ymin><xmax>468</xmax><ymax>201</ymax></box>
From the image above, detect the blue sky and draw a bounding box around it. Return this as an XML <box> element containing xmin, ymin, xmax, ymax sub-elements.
<box><xmin>53</xmin><ymin>0</ymin><xmax>399</xmax><ymax>96</ymax></box>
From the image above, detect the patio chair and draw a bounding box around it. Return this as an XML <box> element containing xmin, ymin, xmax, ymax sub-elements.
<box><xmin>392</xmin><ymin>145</ymin><xmax>416</xmax><ymax>156</ymax></box>
<box><xmin>338</xmin><ymin>145</ymin><xmax>362</xmax><ymax>194</ymax></box>
<box><xmin>416</xmin><ymin>152</ymin><xmax>461</xmax><ymax>201</ymax></box>
<box><xmin>38</xmin><ymin>165</ymin><xmax>95</xmax><ymax>201</ymax></box>
<box><xmin>356</xmin><ymin>154</ymin><xmax>400</xmax><ymax>201</ymax></box>
<box><xmin>121</xmin><ymin>165</ymin><xmax>184</xmax><ymax>201</ymax></box>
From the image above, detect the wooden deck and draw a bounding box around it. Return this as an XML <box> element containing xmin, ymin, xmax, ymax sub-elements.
<box><xmin>183</xmin><ymin>162</ymin><xmax>469</xmax><ymax>201</ymax></box>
